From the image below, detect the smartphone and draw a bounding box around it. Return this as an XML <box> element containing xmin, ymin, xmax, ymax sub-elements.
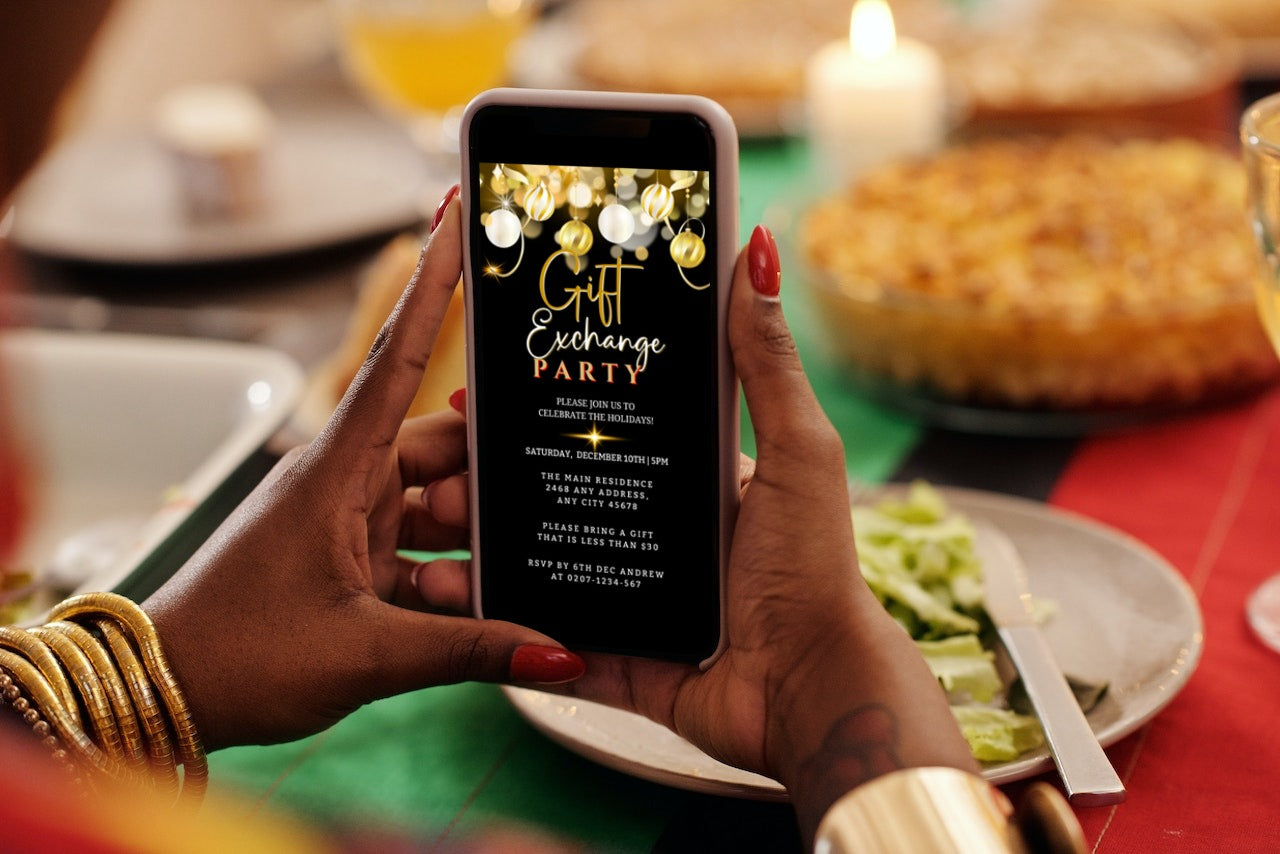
<box><xmin>460</xmin><ymin>89</ymin><xmax>739</xmax><ymax>666</ymax></box>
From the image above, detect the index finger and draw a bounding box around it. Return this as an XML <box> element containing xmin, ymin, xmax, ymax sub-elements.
<box><xmin>322</xmin><ymin>187</ymin><xmax>462</xmax><ymax>455</ymax></box>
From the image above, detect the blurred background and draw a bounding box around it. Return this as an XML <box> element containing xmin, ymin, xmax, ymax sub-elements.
<box><xmin>3</xmin><ymin>0</ymin><xmax>1277</xmax><ymax>367</ymax></box>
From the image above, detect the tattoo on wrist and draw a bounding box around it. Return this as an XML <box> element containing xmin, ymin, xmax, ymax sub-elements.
<box><xmin>794</xmin><ymin>704</ymin><xmax>904</xmax><ymax>818</ymax></box>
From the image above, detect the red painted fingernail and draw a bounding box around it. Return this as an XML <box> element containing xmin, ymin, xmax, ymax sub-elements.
<box><xmin>748</xmin><ymin>224</ymin><xmax>781</xmax><ymax>298</ymax></box>
<box><xmin>448</xmin><ymin>387</ymin><xmax>466</xmax><ymax>413</ymax></box>
<box><xmin>509</xmin><ymin>644</ymin><xmax>586</xmax><ymax>684</ymax></box>
<box><xmin>431</xmin><ymin>183</ymin><xmax>461</xmax><ymax>233</ymax></box>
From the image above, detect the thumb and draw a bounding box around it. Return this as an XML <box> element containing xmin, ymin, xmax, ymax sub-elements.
<box><xmin>363</xmin><ymin>601</ymin><xmax>586</xmax><ymax>693</ymax></box>
<box><xmin>319</xmin><ymin>187</ymin><xmax>462</xmax><ymax>462</ymax></box>
<box><xmin>728</xmin><ymin>225</ymin><xmax>845</xmax><ymax>478</ymax></box>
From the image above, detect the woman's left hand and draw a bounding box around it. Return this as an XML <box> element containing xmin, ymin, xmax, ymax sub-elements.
<box><xmin>143</xmin><ymin>191</ymin><xmax>584</xmax><ymax>751</ymax></box>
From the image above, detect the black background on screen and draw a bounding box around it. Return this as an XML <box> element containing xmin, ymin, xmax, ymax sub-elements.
<box><xmin>468</xmin><ymin>105</ymin><xmax>721</xmax><ymax>661</ymax></box>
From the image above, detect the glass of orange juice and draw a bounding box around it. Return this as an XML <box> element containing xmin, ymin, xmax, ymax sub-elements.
<box><xmin>331</xmin><ymin>0</ymin><xmax>535</xmax><ymax>154</ymax></box>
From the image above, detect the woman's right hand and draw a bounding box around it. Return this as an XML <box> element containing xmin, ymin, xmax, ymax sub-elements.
<box><xmin>424</xmin><ymin>224</ymin><xmax>979</xmax><ymax>843</ymax></box>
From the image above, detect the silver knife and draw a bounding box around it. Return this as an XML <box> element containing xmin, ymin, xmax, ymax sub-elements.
<box><xmin>975</xmin><ymin>522</ymin><xmax>1126</xmax><ymax>806</ymax></box>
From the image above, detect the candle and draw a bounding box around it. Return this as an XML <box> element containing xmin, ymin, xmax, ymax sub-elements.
<box><xmin>806</xmin><ymin>0</ymin><xmax>946</xmax><ymax>184</ymax></box>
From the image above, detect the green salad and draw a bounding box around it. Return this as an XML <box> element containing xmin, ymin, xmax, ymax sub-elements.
<box><xmin>852</xmin><ymin>481</ymin><xmax>1045</xmax><ymax>763</ymax></box>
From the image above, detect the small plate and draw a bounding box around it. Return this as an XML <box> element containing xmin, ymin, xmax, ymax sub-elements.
<box><xmin>504</xmin><ymin>486</ymin><xmax>1203</xmax><ymax>797</ymax></box>
<box><xmin>8</xmin><ymin>108</ymin><xmax>437</xmax><ymax>265</ymax></box>
<box><xmin>2</xmin><ymin>330</ymin><xmax>303</xmax><ymax>612</ymax></box>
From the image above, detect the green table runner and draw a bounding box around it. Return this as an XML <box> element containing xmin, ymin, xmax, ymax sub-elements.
<box><xmin>212</xmin><ymin>684</ymin><xmax>686</xmax><ymax>849</ymax></box>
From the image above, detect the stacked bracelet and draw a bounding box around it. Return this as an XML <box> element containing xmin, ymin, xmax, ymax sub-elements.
<box><xmin>0</xmin><ymin>592</ymin><xmax>206</xmax><ymax>801</ymax></box>
<box><xmin>813</xmin><ymin>767</ymin><xmax>1086</xmax><ymax>853</ymax></box>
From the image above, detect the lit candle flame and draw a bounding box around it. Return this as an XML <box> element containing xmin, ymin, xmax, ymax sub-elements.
<box><xmin>849</xmin><ymin>0</ymin><xmax>896</xmax><ymax>61</ymax></box>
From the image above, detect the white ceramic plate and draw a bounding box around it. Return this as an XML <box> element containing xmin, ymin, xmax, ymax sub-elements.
<box><xmin>2</xmin><ymin>329</ymin><xmax>303</xmax><ymax>609</ymax></box>
<box><xmin>504</xmin><ymin>486</ymin><xmax>1204</xmax><ymax>797</ymax></box>
<box><xmin>8</xmin><ymin>108</ymin><xmax>438</xmax><ymax>265</ymax></box>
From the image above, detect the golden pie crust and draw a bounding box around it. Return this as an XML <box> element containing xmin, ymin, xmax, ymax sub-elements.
<box><xmin>310</xmin><ymin>233</ymin><xmax>466</xmax><ymax>422</ymax></box>
<box><xmin>801</xmin><ymin>135</ymin><xmax>1280</xmax><ymax>410</ymax></box>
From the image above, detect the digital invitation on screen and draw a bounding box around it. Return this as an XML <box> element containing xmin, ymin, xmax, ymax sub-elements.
<box><xmin>471</xmin><ymin>162</ymin><xmax>719</xmax><ymax>653</ymax></box>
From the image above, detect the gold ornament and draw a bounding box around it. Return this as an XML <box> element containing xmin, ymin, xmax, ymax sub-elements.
<box><xmin>640</xmin><ymin>182</ymin><xmax>674</xmax><ymax>221</ymax></box>
<box><xmin>557</xmin><ymin>219</ymin><xmax>594</xmax><ymax>256</ymax></box>
<box><xmin>490</xmin><ymin>172</ymin><xmax>509</xmax><ymax>195</ymax></box>
<box><xmin>522</xmin><ymin>181</ymin><xmax>556</xmax><ymax>222</ymax></box>
<box><xmin>670</xmin><ymin>230</ymin><xmax>706</xmax><ymax>268</ymax></box>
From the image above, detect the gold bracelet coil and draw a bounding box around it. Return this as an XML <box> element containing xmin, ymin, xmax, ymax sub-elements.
<box><xmin>0</xmin><ymin>648</ymin><xmax>115</xmax><ymax>779</ymax></box>
<box><xmin>0</xmin><ymin>625</ymin><xmax>82</xmax><ymax>727</ymax></box>
<box><xmin>0</xmin><ymin>592</ymin><xmax>207</xmax><ymax>801</ymax></box>
<box><xmin>52</xmin><ymin>593</ymin><xmax>207</xmax><ymax>797</ymax></box>
<box><xmin>45</xmin><ymin>619</ymin><xmax>149</xmax><ymax>768</ymax></box>
<box><xmin>27</xmin><ymin>625</ymin><xmax>124</xmax><ymax>761</ymax></box>
<box><xmin>94</xmin><ymin>618</ymin><xmax>179</xmax><ymax>794</ymax></box>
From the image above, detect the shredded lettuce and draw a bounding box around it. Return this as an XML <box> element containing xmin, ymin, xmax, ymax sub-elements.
<box><xmin>854</xmin><ymin>480</ymin><xmax>1047</xmax><ymax>763</ymax></box>
<box><xmin>853</xmin><ymin>481</ymin><xmax>985</xmax><ymax>640</ymax></box>
<box><xmin>951</xmin><ymin>707</ymin><xmax>1046</xmax><ymax>762</ymax></box>
<box><xmin>915</xmin><ymin>635</ymin><xmax>1001</xmax><ymax>703</ymax></box>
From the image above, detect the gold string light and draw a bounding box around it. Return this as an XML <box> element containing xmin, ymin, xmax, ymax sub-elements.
<box><xmin>482</xmin><ymin>166</ymin><xmax>708</xmax><ymax>286</ymax></box>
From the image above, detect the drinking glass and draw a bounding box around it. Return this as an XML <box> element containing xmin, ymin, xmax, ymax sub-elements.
<box><xmin>1241</xmin><ymin>91</ymin><xmax>1280</xmax><ymax>652</ymax></box>
<box><xmin>330</xmin><ymin>0</ymin><xmax>534</xmax><ymax>155</ymax></box>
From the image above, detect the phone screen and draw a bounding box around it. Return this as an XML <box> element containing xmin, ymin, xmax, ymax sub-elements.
<box><xmin>465</xmin><ymin>102</ymin><xmax>726</xmax><ymax>662</ymax></box>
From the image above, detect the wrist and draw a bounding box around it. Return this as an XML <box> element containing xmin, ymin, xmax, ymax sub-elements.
<box><xmin>763</xmin><ymin>619</ymin><xmax>891</xmax><ymax>795</ymax></box>
<box><xmin>141</xmin><ymin>587</ymin><xmax>228</xmax><ymax>752</ymax></box>
<box><xmin>762</xmin><ymin>601</ymin><xmax>979</xmax><ymax>843</ymax></box>
<box><xmin>762</xmin><ymin>600</ymin><xmax>903</xmax><ymax>784</ymax></box>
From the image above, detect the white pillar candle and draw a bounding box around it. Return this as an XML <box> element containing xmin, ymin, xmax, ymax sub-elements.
<box><xmin>806</xmin><ymin>0</ymin><xmax>946</xmax><ymax>185</ymax></box>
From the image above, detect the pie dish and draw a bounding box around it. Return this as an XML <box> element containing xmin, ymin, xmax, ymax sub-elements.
<box><xmin>799</xmin><ymin>134</ymin><xmax>1279</xmax><ymax>412</ymax></box>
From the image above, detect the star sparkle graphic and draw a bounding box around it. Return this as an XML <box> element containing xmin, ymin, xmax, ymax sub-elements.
<box><xmin>564</xmin><ymin>422</ymin><xmax>624</xmax><ymax>449</ymax></box>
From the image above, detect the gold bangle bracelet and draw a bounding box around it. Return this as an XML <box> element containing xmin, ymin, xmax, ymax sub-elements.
<box><xmin>51</xmin><ymin>593</ymin><xmax>207</xmax><ymax>798</ymax></box>
<box><xmin>95</xmin><ymin>618</ymin><xmax>179</xmax><ymax>794</ymax></box>
<box><xmin>0</xmin><ymin>649</ymin><xmax>116</xmax><ymax>781</ymax></box>
<box><xmin>0</xmin><ymin>625</ymin><xmax>82</xmax><ymax>729</ymax></box>
<box><xmin>29</xmin><ymin>625</ymin><xmax>125</xmax><ymax>762</ymax></box>
<box><xmin>46</xmin><ymin>620</ymin><xmax>149</xmax><ymax>769</ymax></box>
<box><xmin>814</xmin><ymin>767</ymin><xmax>1023</xmax><ymax>853</ymax></box>
<box><xmin>813</xmin><ymin>768</ymin><xmax>1087</xmax><ymax>854</ymax></box>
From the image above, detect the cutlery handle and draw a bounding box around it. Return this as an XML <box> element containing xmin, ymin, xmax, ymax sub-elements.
<box><xmin>1000</xmin><ymin>625</ymin><xmax>1126</xmax><ymax>806</ymax></box>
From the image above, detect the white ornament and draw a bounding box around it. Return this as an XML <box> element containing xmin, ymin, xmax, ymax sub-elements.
<box><xmin>485</xmin><ymin>208</ymin><xmax>522</xmax><ymax>248</ymax></box>
<box><xmin>597</xmin><ymin>203</ymin><xmax>635</xmax><ymax>244</ymax></box>
<box><xmin>567</xmin><ymin>181</ymin><xmax>594</xmax><ymax>209</ymax></box>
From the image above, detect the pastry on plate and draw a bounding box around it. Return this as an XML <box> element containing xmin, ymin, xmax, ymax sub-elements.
<box><xmin>801</xmin><ymin>134</ymin><xmax>1279</xmax><ymax>411</ymax></box>
<box><xmin>301</xmin><ymin>233</ymin><xmax>466</xmax><ymax>433</ymax></box>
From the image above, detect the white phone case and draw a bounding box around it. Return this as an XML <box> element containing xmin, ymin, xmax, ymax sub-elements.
<box><xmin>459</xmin><ymin>89</ymin><xmax>739</xmax><ymax>668</ymax></box>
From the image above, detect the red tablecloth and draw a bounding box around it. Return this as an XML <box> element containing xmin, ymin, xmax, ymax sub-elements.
<box><xmin>1049</xmin><ymin>388</ymin><xmax>1280</xmax><ymax>850</ymax></box>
